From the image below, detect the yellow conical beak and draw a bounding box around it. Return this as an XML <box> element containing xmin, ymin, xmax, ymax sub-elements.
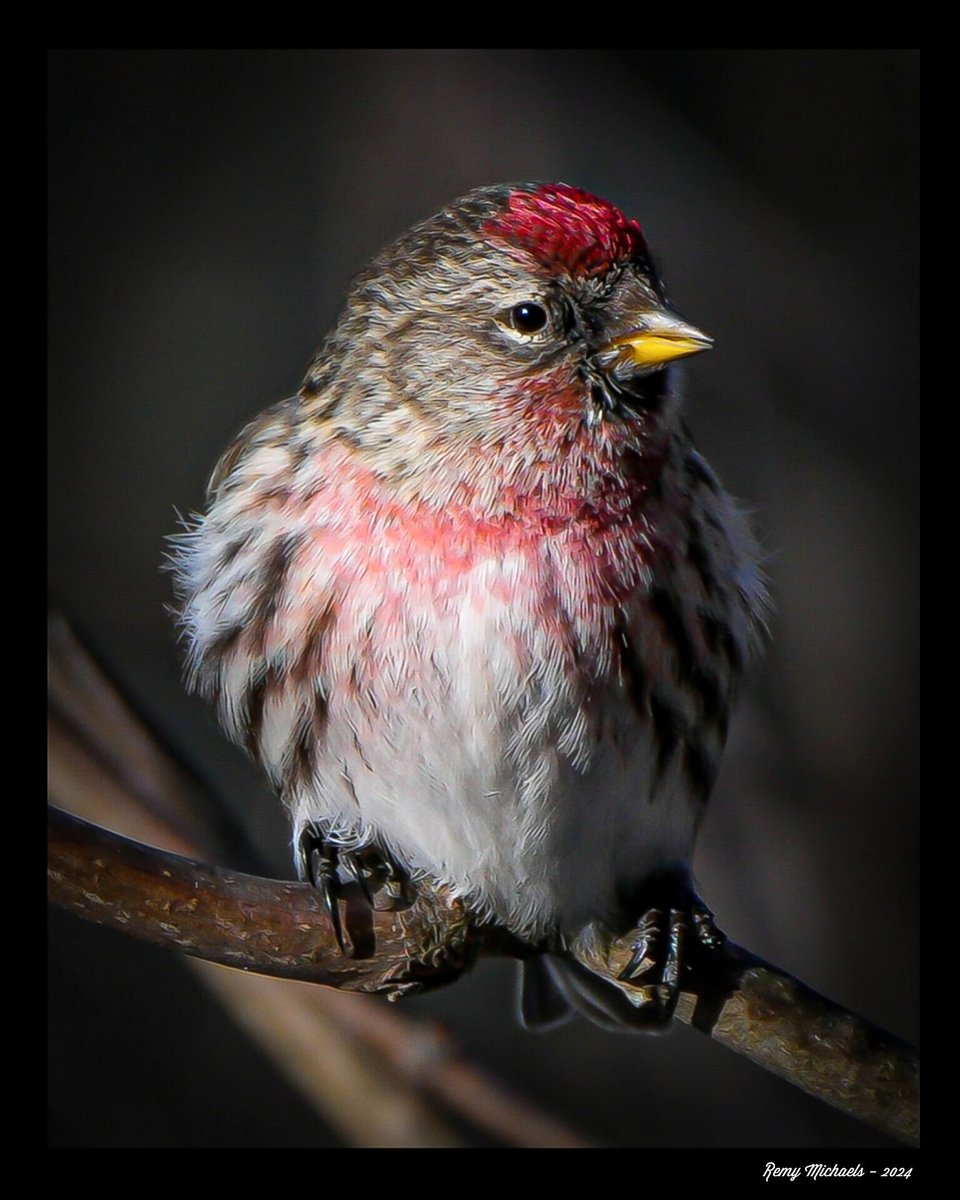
<box><xmin>602</xmin><ymin>310</ymin><xmax>713</xmax><ymax>371</ymax></box>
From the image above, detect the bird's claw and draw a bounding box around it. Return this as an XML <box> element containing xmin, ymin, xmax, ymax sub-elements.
<box><xmin>618</xmin><ymin>908</ymin><xmax>664</xmax><ymax>981</ymax></box>
<box><xmin>339</xmin><ymin>848</ymin><xmax>374</xmax><ymax>907</ymax></box>
<box><xmin>299</xmin><ymin>824</ymin><xmax>415</xmax><ymax>957</ymax></box>
<box><xmin>574</xmin><ymin>876</ymin><xmax>727</xmax><ymax>1027</ymax></box>
<box><xmin>615</xmin><ymin>906</ymin><xmax>686</xmax><ymax>1021</ymax></box>
<box><xmin>691</xmin><ymin>903</ymin><xmax>725</xmax><ymax>952</ymax></box>
<box><xmin>305</xmin><ymin>837</ymin><xmax>347</xmax><ymax>954</ymax></box>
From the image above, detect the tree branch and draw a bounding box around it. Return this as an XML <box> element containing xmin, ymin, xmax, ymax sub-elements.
<box><xmin>47</xmin><ymin>804</ymin><xmax>523</xmax><ymax>997</ymax></box>
<box><xmin>48</xmin><ymin>804</ymin><xmax>919</xmax><ymax>1145</ymax></box>
<box><xmin>674</xmin><ymin>944</ymin><xmax>919</xmax><ymax>1147</ymax></box>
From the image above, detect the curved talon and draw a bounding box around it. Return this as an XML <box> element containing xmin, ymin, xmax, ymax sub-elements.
<box><xmin>300</xmin><ymin>827</ymin><xmax>347</xmax><ymax>954</ymax></box>
<box><xmin>618</xmin><ymin>909</ymin><xmax>662</xmax><ymax>981</ymax></box>
<box><xmin>341</xmin><ymin>849</ymin><xmax>374</xmax><ymax>907</ymax></box>
<box><xmin>609</xmin><ymin>882</ymin><xmax>721</xmax><ymax>1026</ymax></box>
<box><xmin>662</xmin><ymin>909</ymin><xmax>684</xmax><ymax>991</ymax></box>
<box><xmin>616</xmin><ymin>906</ymin><xmax>684</xmax><ymax>1023</ymax></box>
<box><xmin>309</xmin><ymin>840</ymin><xmax>348</xmax><ymax>950</ymax></box>
<box><xmin>691</xmin><ymin>905</ymin><xmax>725</xmax><ymax>952</ymax></box>
<box><xmin>298</xmin><ymin>823</ymin><xmax>414</xmax><ymax>945</ymax></box>
<box><xmin>309</xmin><ymin>842</ymin><xmax>346</xmax><ymax>955</ymax></box>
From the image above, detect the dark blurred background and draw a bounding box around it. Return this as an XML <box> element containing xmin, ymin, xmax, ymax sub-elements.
<box><xmin>48</xmin><ymin>49</ymin><xmax>919</xmax><ymax>1148</ymax></box>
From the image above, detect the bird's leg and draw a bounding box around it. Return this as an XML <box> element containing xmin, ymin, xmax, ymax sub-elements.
<box><xmin>335</xmin><ymin>843</ymin><xmax>416</xmax><ymax>911</ymax></box>
<box><xmin>299</xmin><ymin>825</ymin><xmax>346</xmax><ymax>954</ymax></box>
<box><xmin>573</xmin><ymin>870</ymin><xmax>726</xmax><ymax>1028</ymax></box>
<box><xmin>617</xmin><ymin>871</ymin><xmax>726</xmax><ymax>1023</ymax></box>
<box><xmin>298</xmin><ymin>824</ymin><xmax>416</xmax><ymax>955</ymax></box>
<box><xmin>615</xmin><ymin>907</ymin><xmax>688</xmax><ymax>1023</ymax></box>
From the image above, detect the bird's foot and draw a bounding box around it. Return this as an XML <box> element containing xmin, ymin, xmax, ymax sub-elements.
<box><xmin>298</xmin><ymin>825</ymin><xmax>415</xmax><ymax>957</ymax></box>
<box><xmin>572</xmin><ymin>873</ymin><xmax>725</xmax><ymax>1028</ymax></box>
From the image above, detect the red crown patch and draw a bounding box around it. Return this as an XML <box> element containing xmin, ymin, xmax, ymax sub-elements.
<box><xmin>485</xmin><ymin>184</ymin><xmax>648</xmax><ymax>277</ymax></box>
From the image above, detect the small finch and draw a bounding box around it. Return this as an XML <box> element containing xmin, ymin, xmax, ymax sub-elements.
<box><xmin>173</xmin><ymin>183</ymin><xmax>766</xmax><ymax>1030</ymax></box>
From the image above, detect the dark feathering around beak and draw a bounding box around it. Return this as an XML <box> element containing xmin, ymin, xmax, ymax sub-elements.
<box><xmin>597</xmin><ymin>308</ymin><xmax>713</xmax><ymax>377</ymax></box>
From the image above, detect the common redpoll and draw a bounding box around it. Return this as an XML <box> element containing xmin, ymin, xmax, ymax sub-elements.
<box><xmin>173</xmin><ymin>183</ymin><xmax>765</xmax><ymax>1030</ymax></box>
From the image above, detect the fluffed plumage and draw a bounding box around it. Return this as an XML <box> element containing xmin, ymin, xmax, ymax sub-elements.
<box><xmin>173</xmin><ymin>183</ymin><xmax>766</xmax><ymax>1029</ymax></box>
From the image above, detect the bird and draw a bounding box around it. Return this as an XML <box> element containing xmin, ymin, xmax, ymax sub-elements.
<box><xmin>172</xmin><ymin>182</ymin><xmax>766</xmax><ymax>1031</ymax></box>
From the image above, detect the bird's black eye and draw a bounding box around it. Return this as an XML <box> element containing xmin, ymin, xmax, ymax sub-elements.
<box><xmin>509</xmin><ymin>302</ymin><xmax>548</xmax><ymax>334</ymax></box>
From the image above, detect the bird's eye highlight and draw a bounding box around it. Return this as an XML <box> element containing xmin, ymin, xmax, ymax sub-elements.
<box><xmin>508</xmin><ymin>302</ymin><xmax>548</xmax><ymax>334</ymax></box>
